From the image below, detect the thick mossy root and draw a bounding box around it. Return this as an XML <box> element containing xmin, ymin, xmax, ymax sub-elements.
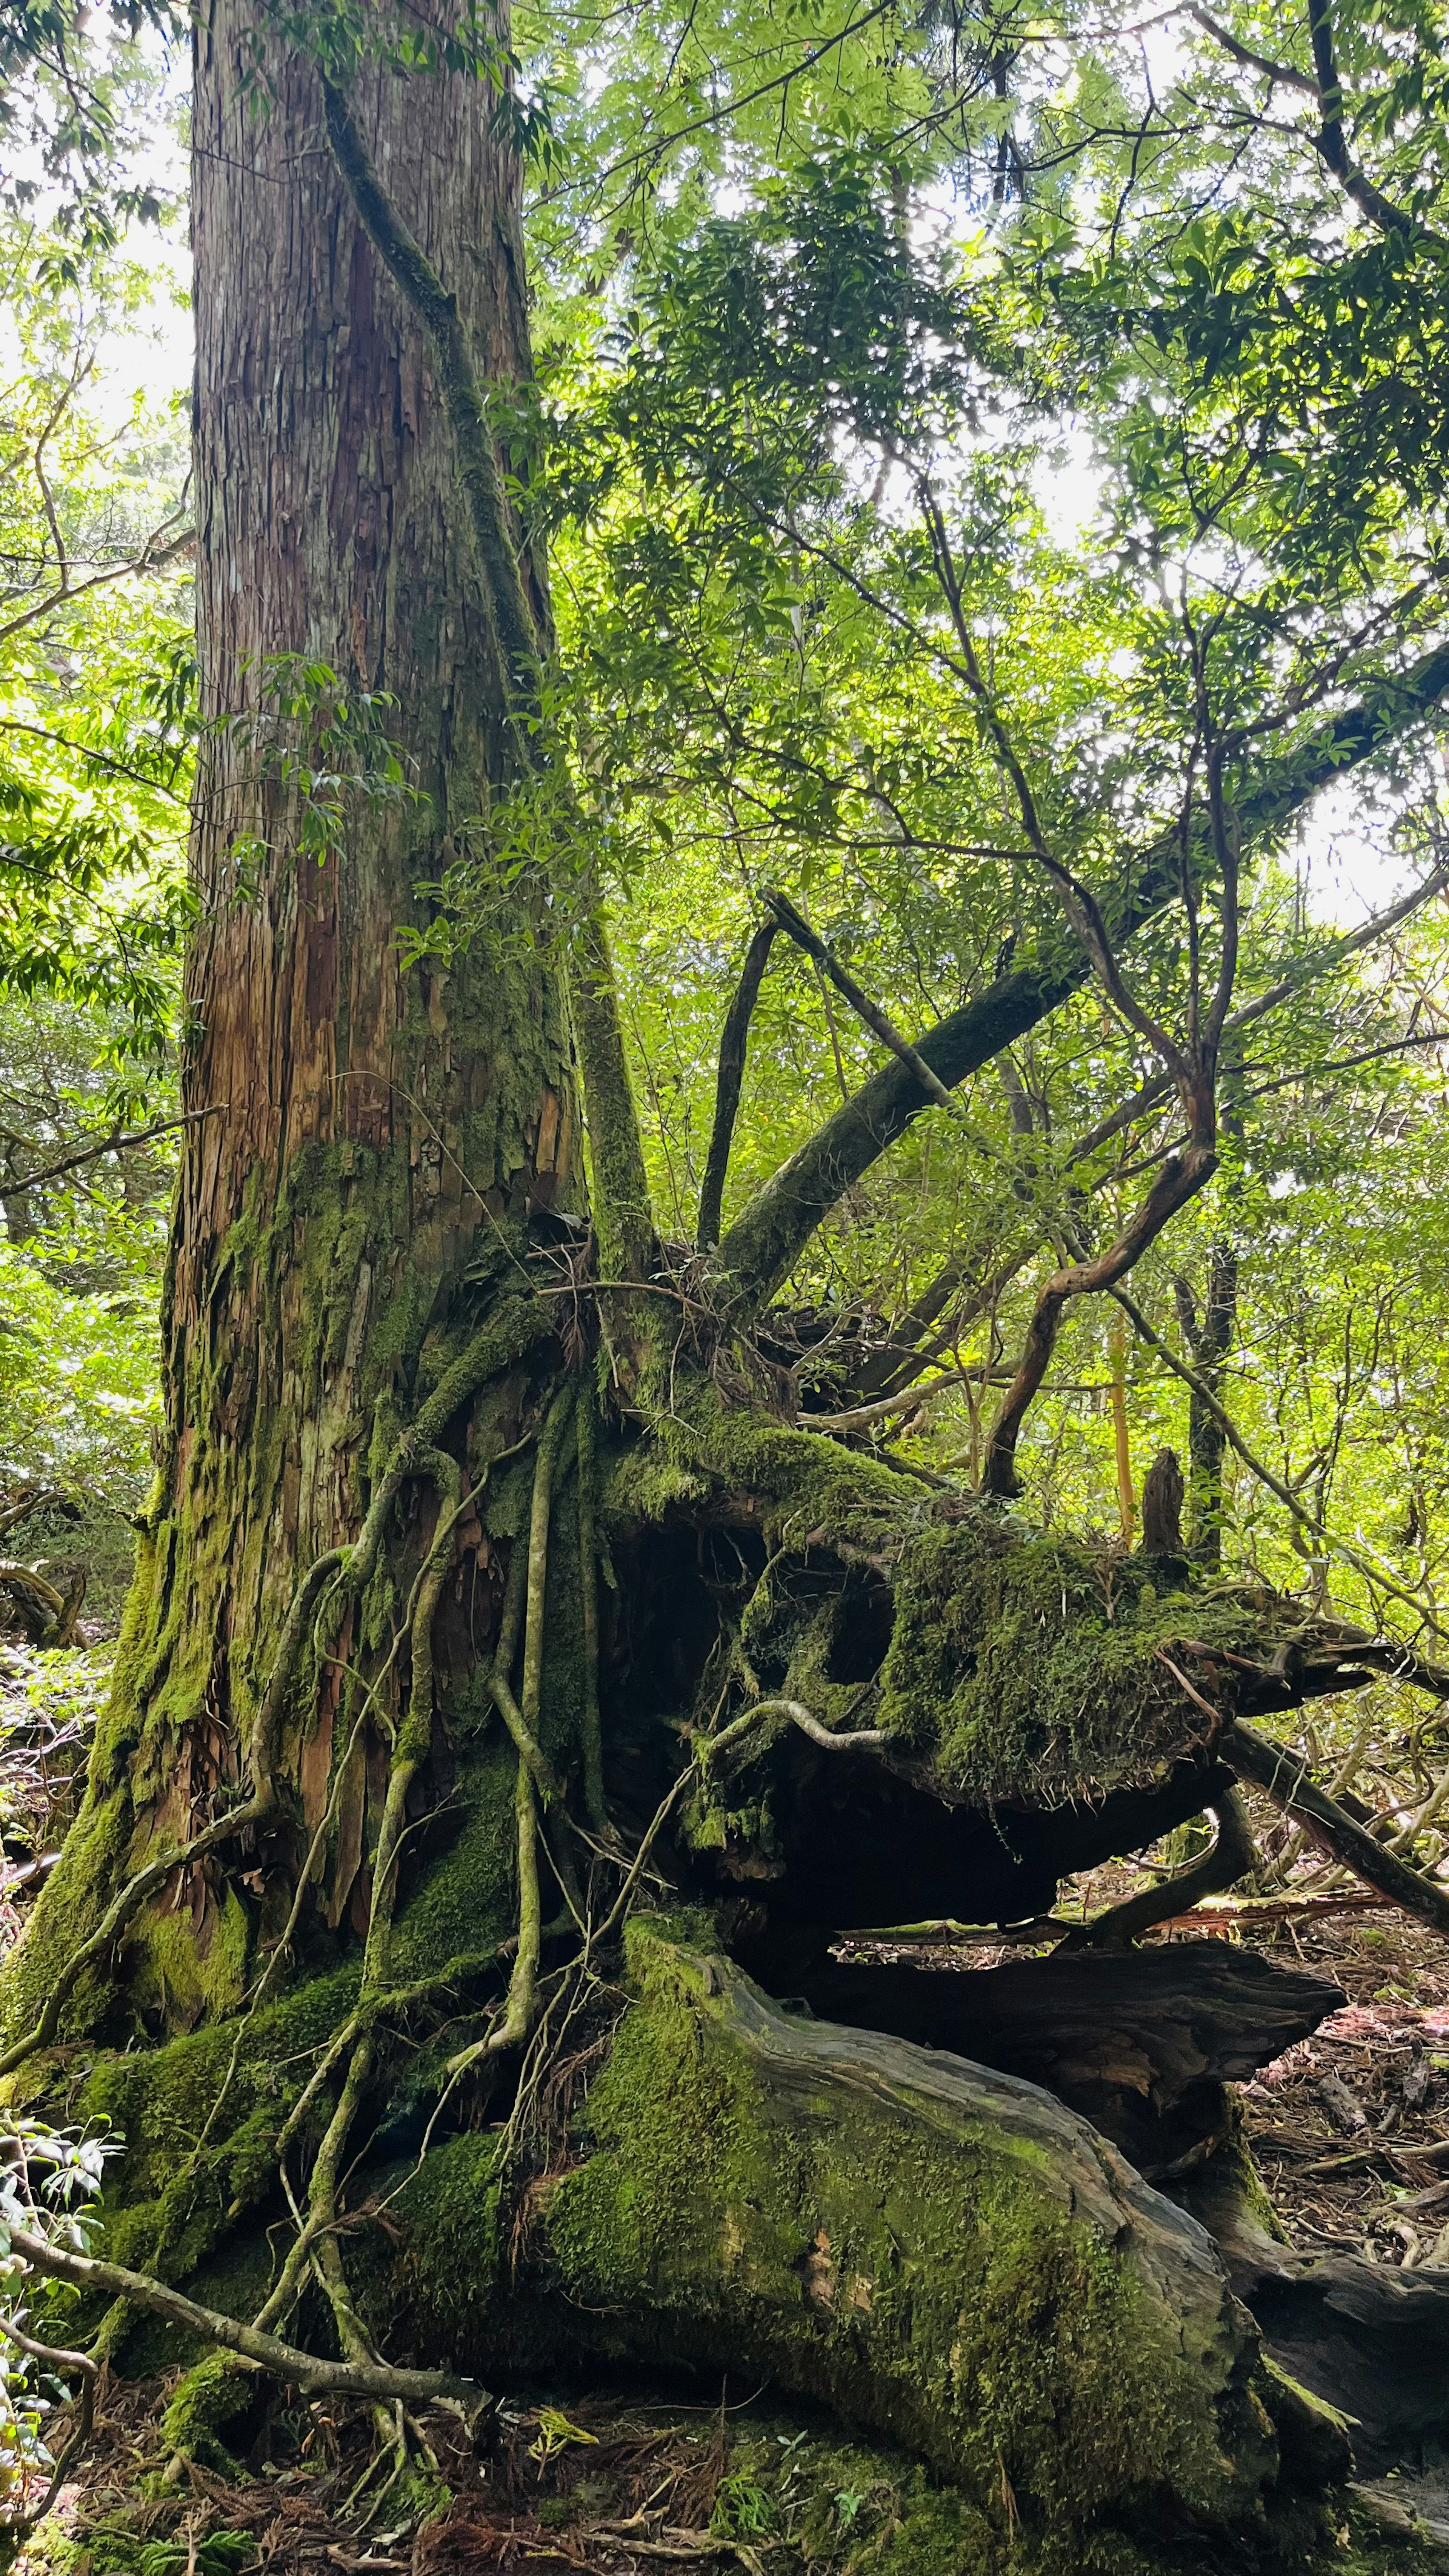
<box><xmin>534</xmin><ymin>1917</ymin><xmax>1291</xmax><ymax>2567</ymax></box>
<box><xmin>159</xmin><ymin>2351</ymin><xmax>260</xmax><ymax>2479</ymax></box>
<box><xmin>6</xmin><ymin>1765</ymin><xmax>520</xmax><ymax>2307</ymax></box>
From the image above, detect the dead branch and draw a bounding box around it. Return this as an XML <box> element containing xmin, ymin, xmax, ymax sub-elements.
<box><xmin>1060</xmin><ymin>1788</ymin><xmax>1256</xmax><ymax>1949</ymax></box>
<box><xmin>1226</xmin><ymin>1721</ymin><xmax>1449</xmax><ymax>1940</ymax></box>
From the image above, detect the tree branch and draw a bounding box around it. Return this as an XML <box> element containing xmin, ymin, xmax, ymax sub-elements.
<box><xmin>1061</xmin><ymin>1784</ymin><xmax>1255</xmax><ymax>1947</ymax></box>
<box><xmin>4</xmin><ymin>1107</ymin><xmax>220</xmax><ymax>1201</ymax></box>
<box><xmin>698</xmin><ymin>921</ymin><xmax>778</xmax><ymax>1247</ymax></box>
<box><xmin>7</xmin><ymin>2222</ymin><xmax>477</xmax><ymax>2404</ymax></box>
<box><xmin>714</xmin><ymin>643</ymin><xmax>1449</xmax><ymax>1318</ymax></box>
<box><xmin>1305</xmin><ymin>0</ymin><xmax>1431</xmax><ymax>238</ymax></box>
<box><xmin>1107</xmin><ymin>1282</ymin><xmax>1449</xmax><ymax>1641</ymax></box>
<box><xmin>1226</xmin><ymin>1722</ymin><xmax>1449</xmax><ymax>1939</ymax></box>
<box><xmin>763</xmin><ymin>889</ymin><xmax>972</xmax><ymax>1121</ymax></box>
<box><xmin>1186</xmin><ymin>6</ymin><xmax>1316</xmax><ymax>94</ymax></box>
<box><xmin>980</xmin><ymin>1144</ymin><xmax>1217</xmax><ymax>1496</ymax></box>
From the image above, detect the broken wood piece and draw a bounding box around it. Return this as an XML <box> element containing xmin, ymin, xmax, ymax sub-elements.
<box><xmin>1299</xmin><ymin>2145</ymin><xmax>1411</xmax><ymax>2180</ymax></box>
<box><xmin>1391</xmin><ymin>2176</ymin><xmax>1449</xmax><ymax>2216</ymax></box>
<box><xmin>1315</xmin><ymin>2073</ymin><xmax>1369</xmax><ymax>2135</ymax></box>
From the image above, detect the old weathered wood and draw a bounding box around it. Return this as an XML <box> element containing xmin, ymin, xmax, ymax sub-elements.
<box><xmin>799</xmin><ymin>1942</ymin><xmax>1344</xmax><ymax>2176</ymax></box>
<box><xmin>6</xmin><ymin>11</ymin><xmax>583</xmax><ymax>2031</ymax></box>
<box><xmin>540</xmin><ymin>1926</ymin><xmax>1284</xmax><ymax>2548</ymax></box>
<box><xmin>1183</xmin><ymin>2136</ymin><xmax>1449</xmax><ymax>2474</ymax></box>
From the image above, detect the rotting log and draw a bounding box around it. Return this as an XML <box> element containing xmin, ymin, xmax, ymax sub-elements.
<box><xmin>797</xmin><ymin>1943</ymin><xmax>1345</xmax><ymax>2179</ymax></box>
<box><xmin>535</xmin><ymin>1919</ymin><xmax>1289</xmax><ymax>2556</ymax></box>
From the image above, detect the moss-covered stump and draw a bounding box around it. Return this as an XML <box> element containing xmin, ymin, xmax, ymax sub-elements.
<box><xmin>535</xmin><ymin>1918</ymin><xmax>1287</xmax><ymax>2567</ymax></box>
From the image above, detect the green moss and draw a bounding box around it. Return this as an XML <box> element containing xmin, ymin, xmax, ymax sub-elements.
<box><xmin>386</xmin><ymin>2128</ymin><xmax>507</xmax><ymax>2339</ymax></box>
<box><xmin>604</xmin><ymin>1386</ymin><xmax>915</xmax><ymax>1562</ymax></box>
<box><xmin>159</xmin><ymin>2351</ymin><xmax>258</xmax><ymax>2477</ymax></box>
<box><xmin>877</xmin><ymin>1518</ymin><xmax>1264</xmax><ymax>1804</ymax></box>
<box><xmin>716</xmin><ymin>2426</ymin><xmax>1000</xmax><ymax>2575</ymax></box>
<box><xmin>546</xmin><ymin>1919</ymin><xmax>1274</xmax><ymax>2563</ymax></box>
<box><xmin>129</xmin><ymin>1882</ymin><xmax>251</xmax><ymax>2032</ymax></box>
<box><xmin>0</xmin><ymin>1791</ymin><xmax>141</xmax><ymax>2053</ymax></box>
<box><xmin>80</xmin><ymin>1960</ymin><xmax>361</xmax><ymax>2283</ymax></box>
<box><xmin>389</xmin><ymin>1741</ymin><xmax>518</xmax><ymax>1979</ymax></box>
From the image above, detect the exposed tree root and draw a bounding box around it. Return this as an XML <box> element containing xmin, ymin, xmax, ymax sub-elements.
<box><xmin>1061</xmin><ymin>1784</ymin><xmax>1257</xmax><ymax>1949</ymax></box>
<box><xmin>8</xmin><ymin>2221</ymin><xmax>477</xmax><ymax>2402</ymax></box>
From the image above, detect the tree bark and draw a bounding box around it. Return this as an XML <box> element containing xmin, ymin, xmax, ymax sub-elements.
<box><xmin>7</xmin><ymin>0</ymin><xmax>580</xmax><ymax>2039</ymax></box>
<box><xmin>1175</xmin><ymin>1242</ymin><xmax>1239</xmax><ymax>1565</ymax></box>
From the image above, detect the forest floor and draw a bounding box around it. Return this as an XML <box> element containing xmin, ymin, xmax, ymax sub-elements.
<box><xmin>3</xmin><ymin>1640</ymin><xmax>1449</xmax><ymax>2573</ymax></box>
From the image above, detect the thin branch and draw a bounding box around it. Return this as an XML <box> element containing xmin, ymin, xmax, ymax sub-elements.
<box><xmin>981</xmin><ymin>1144</ymin><xmax>1217</xmax><ymax>1496</ymax></box>
<box><xmin>536</xmin><ymin>0</ymin><xmax>898</xmax><ymax>209</ymax></box>
<box><xmin>5</xmin><ymin>1107</ymin><xmax>221</xmax><ymax>1200</ymax></box>
<box><xmin>0</xmin><ymin>521</ymin><xmax>192</xmax><ymax>652</ymax></box>
<box><xmin>1108</xmin><ymin>1283</ymin><xmax>1449</xmax><ymax>1641</ymax></box>
<box><xmin>1185</xmin><ymin>5</ymin><xmax>1316</xmax><ymax>92</ymax></box>
<box><xmin>800</xmin><ymin>1360</ymin><xmax>1012</xmax><ymax>1435</ymax></box>
<box><xmin>698</xmin><ymin>920</ymin><xmax>777</xmax><ymax>1247</ymax></box>
<box><xmin>763</xmin><ymin>888</ymin><xmax>973</xmax><ymax>1126</ymax></box>
<box><xmin>1066</xmin><ymin>863</ymin><xmax>1449</xmax><ymax>1168</ymax></box>
<box><xmin>0</xmin><ymin>716</ymin><xmax>189</xmax><ymax>802</ymax></box>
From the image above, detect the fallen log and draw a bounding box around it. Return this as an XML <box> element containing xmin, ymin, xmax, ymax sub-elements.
<box><xmin>540</xmin><ymin>1919</ymin><xmax>1286</xmax><ymax>2552</ymax></box>
<box><xmin>797</xmin><ymin>1942</ymin><xmax>1343</xmax><ymax>2178</ymax></box>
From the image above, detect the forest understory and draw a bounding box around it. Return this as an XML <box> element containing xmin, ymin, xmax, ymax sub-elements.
<box><xmin>8</xmin><ymin>1609</ymin><xmax>1449</xmax><ymax>2576</ymax></box>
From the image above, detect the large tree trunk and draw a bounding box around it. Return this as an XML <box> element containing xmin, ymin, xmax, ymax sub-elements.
<box><xmin>6</xmin><ymin>3</ymin><xmax>578</xmax><ymax>2041</ymax></box>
